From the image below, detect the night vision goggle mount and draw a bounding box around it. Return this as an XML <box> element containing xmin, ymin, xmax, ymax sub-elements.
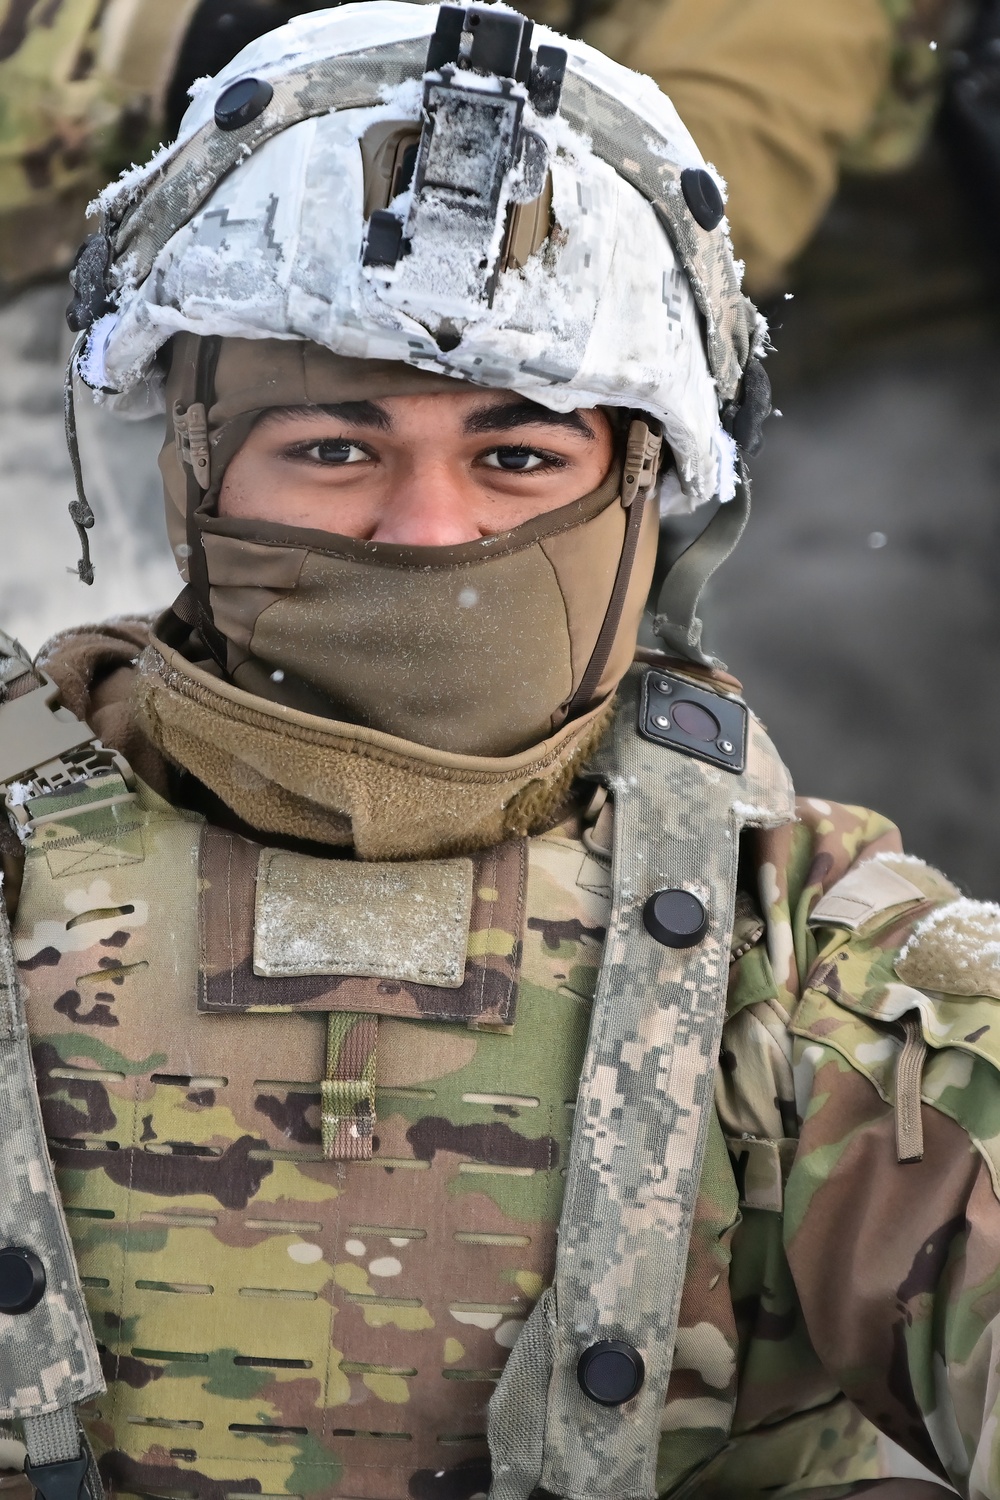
<box><xmin>363</xmin><ymin>5</ymin><xmax>567</xmax><ymax>319</ymax></box>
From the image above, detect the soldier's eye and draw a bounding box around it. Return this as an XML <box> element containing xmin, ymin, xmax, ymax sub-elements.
<box><xmin>481</xmin><ymin>446</ymin><xmax>561</xmax><ymax>472</ymax></box>
<box><xmin>309</xmin><ymin>439</ymin><xmax>370</xmax><ymax>466</ymax></box>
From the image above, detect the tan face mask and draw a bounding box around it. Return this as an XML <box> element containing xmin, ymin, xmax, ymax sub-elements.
<box><xmin>160</xmin><ymin>335</ymin><xmax>661</xmax><ymax>758</ymax></box>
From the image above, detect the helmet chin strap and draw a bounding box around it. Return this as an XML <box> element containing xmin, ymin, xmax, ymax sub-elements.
<box><xmin>560</xmin><ymin>417</ymin><xmax>662</xmax><ymax>723</ymax></box>
<box><xmin>652</xmin><ymin>452</ymin><xmax>751</xmax><ymax>670</ymax></box>
<box><xmin>63</xmin><ymin>335</ymin><xmax>96</xmax><ymax>586</ymax></box>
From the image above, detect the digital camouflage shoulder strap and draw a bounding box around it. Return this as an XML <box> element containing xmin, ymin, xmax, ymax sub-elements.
<box><xmin>0</xmin><ymin>632</ymin><xmax>110</xmax><ymax>1500</ymax></box>
<box><xmin>488</xmin><ymin>662</ymin><xmax>795</xmax><ymax>1500</ymax></box>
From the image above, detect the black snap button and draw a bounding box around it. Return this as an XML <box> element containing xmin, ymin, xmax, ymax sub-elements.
<box><xmin>577</xmin><ymin>1340</ymin><xmax>645</xmax><ymax>1406</ymax></box>
<box><xmin>643</xmin><ymin>888</ymin><xmax>708</xmax><ymax>948</ymax></box>
<box><xmin>214</xmin><ymin>77</ymin><xmax>273</xmax><ymax>132</ymax></box>
<box><xmin>0</xmin><ymin>1247</ymin><xmax>46</xmax><ymax>1314</ymax></box>
<box><xmin>680</xmin><ymin>167</ymin><xmax>724</xmax><ymax>231</ymax></box>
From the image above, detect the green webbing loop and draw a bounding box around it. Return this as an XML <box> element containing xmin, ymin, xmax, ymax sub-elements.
<box><xmin>653</xmin><ymin>457</ymin><xmax>751</xmax><ymax>668</ymax></box>
<box><xmin>321</xmin><ymin>1012</ymin><xmax>377</xmax><ymax>1161</ymax></box>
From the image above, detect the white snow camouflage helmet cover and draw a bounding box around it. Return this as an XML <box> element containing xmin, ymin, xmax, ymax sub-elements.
<box><xmin>71</xmin><ymin>0</ymin><xmax>767</xmax><ymax>516</ymax></box>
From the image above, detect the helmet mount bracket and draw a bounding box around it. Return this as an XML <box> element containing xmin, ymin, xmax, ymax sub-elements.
<box><xmin>361</xmin><ymin>3</ymin><xmax>566</xmax><ymax>320</ymax></box>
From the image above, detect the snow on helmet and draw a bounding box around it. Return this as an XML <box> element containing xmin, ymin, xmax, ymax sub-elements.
<box><xmin>68</xmin><ymin>0</ymin><xmax>767</xmax><ymax>519</ymax></box>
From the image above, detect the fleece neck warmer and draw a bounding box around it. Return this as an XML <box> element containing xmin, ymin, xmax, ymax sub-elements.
<box><xmin>135</xmin><ymin>634</ymin><xmax>615</xmax><ymax>858</ymax></box>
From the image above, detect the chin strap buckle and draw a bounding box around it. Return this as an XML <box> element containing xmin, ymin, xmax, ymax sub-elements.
<box><xmin>622</xmin><ymin>419</ymin><xmax>663</xmax><ymax>506</ymax></box>
<box><xmin>173</xmin><ymin>401</ymin><xmax>211</xmax><ymax>490</ymax></box>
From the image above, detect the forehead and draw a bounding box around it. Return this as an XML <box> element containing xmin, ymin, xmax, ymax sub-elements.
<box><xmin>254</xmin><ymin>392</ymin><xmax>606</xmax><ymax>433</ymax></box>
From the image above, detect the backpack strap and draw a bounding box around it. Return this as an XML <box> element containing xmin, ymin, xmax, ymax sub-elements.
<box><xmin>488</xmin><ymin>662</ymin><xmax>795</xmax><ymax>1500</ymax></box>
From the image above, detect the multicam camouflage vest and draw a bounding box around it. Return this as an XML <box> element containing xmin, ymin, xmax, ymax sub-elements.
<box><xmin>2</xmin><ymin>658</ymin><xmax>800</xmax><ymax>1500</ymax></box>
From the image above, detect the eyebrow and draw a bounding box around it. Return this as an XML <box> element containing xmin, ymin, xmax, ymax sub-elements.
<box><xmin>462</xmin><ymin>399</ymin><xmax>596</xmax><ymax>439</ymax></box>
<box><xmin>259</xmin><ymin>400</ymin><xmax>391</xmax><ymax>430</ymax></box>
<box><xmin>259</xmin><ymin>397</ymin><xmax>594</xmax><ymax>438</ymax></box>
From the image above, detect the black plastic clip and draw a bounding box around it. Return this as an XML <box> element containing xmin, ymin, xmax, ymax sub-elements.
<box><xmin>362</xmin><ymin>210</ymin><xmax>407</xmax><ymax>268</ymax></box>
<box><xmin>24</xmin><ymin>1451</ymin><xmax>92</xmax><ymax>1500</ymax></box>
<box><xmin>66</xmin><ymin>234</ymin><xmax>115</xmax><ymax>334</ymax></box>
<box><xmin>529</xmin><ymin>44</ymin><xmax>567</xmax><ymax>116</ymax></box>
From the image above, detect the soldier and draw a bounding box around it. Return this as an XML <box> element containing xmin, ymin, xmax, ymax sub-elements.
<box><xmin>0</xmin><ymin>6</ymin><xmax>999</xmax><ymax>1500</ymax></box>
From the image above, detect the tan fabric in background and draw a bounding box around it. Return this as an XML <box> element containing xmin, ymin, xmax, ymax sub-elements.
<box><xmin>581</xmin><ymin>0</ymin><xmax>894</xmax><ymax>294</ymax></box>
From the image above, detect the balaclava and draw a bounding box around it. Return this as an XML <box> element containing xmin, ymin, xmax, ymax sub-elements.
<box><xmin>136</xmin><ymin>331</ymin><xmax>660</xmax><ymax>855</ymax></box>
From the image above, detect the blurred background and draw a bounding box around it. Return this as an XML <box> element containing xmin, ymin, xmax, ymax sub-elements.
<box><xmin>2</xmin><ymin>0</ymin><xmax>1000</xmax><ymax>895</ymax></box>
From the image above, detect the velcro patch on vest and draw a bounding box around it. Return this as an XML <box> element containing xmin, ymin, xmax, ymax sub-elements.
<box><xmin>807</xmin><ymin>857</ymin><xmax>928</xmax><ymax>933</ymax></box>
<box><xmin>255</xmin><ymin>850</ymin><xmax>473</xmax><ymax>986</ymax></box>
<box><xmin>197</xmin><ymin>826</ymin><xmax>526</xmax><ymax>1027</ymax></box>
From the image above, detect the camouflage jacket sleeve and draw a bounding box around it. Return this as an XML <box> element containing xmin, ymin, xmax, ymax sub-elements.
<box><xmin>741</xmin><ymin>797</ymin><xmax>1000</xmax><ymax>1496</ymax></box>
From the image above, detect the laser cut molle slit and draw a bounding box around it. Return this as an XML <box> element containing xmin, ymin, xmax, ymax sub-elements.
<box><xmin>461</xmin><ymin>1092</ymin><xmax>539</xmax><ymax>1108</ymax></box>
<box><xmin>134</xmin><ymin>1279</ymin><xmax>214</xmax><ymax>1295</ymax></box>
<box><xmin>140</xmin><ymin>1211</ymin><xmax>218</xmax><ymax>1228</ymax></box>
<box><xmin>66</xmin><ymin>904</ymin><xmax>136</xmax><ymax>929</ymax></box>
<box><xmin>49</xmin><ymin>1136</ymin><xmax>120</xmax><ymax>1150</ymax></box>
<box><xmin>126</xmin><ymin>1418</ymin><xmax>204</xmax><ymax>1431</ymax></box>
<box><xmin>51</xmin><ymin>1066</ymin><xmax>125</xmax><ymax>1082</ymax></box>
<box><xmin>339</xmin><ymin>1361</ymin><xmax>417</xmax><ymax>1376</ymax></box>
<box><xmin>238</xmin><ymin>1287</ymin><xmax>318</xmax><ymax>1301</ymax></box>
<box><xmin>130</xmin><ymin>1348</ymin><xmax>209</xmax><ymax>1363</ymax></box>
<box><xmin>345</xmin><ymin>1294</ymin><xmax>423</xmax><ymax>1309</ymax></box>
<box><xmin>233</xmin><ymin>1355</ymin><xmax>313</xmax><ymax>1369</ymax></box>
<box><xmin>248</xmin><ymin>1146</ymin><xmax>324</xmax><ymax>1162</ymax></box>
<box><xmin>348</xmin><ymin>1224</ymin><xmax>426</xmax><ymax>1240</ymax></box>
<box><xmin>329</xmin><ymin>1430</ymin><xmax>412</xmax><ymax>1441</ymax></box>
<box><xmin>228</xmin><ymin>1423</ymin><xmax>307</xmax><ymax>1435</ymax></box>
<box><xmin>150</xmin><ymin>1073</ymin><xmax>228</xmax><ymax>1089</ymax></box>
<box><xmin>144</xmin><ymin>1141</ymin><xmax>221</xmax><ymax>1156</ymax></box>
<box><xmin>243</xmin><ymin>1216</ymin><xmax>322</xmax><ymax>1233</ymax></box>
<box><xmin>454</xmin><ymin>1230</ymin><xmax>531</xmax><ymax>1246</ymax></box>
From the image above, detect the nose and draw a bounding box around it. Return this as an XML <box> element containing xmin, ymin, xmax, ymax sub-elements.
<box><xmin>371</xmin><ymin>458</ymin><xmax>482</xmax><ymax>546</ymax></box>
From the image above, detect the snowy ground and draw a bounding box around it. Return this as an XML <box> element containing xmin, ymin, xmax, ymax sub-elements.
<box><xmin>2</xmin><ymin>282</ymin><xmax>999</xmax><ymax>898</ymax></box>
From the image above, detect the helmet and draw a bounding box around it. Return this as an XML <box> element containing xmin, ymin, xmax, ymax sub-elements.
<box><xmin>69</xmin><ymin>0</ymin><xmax>766</xmax><ymax>516</ymax></box>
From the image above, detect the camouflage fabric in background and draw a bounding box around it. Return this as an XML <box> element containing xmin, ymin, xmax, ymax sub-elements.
<box><xmin>0</xmin><ymin>0</ymin><xmax>976</xmax><ymax>295</ymax></box>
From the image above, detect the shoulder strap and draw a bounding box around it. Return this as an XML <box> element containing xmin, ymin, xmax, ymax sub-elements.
<box><xmin>488</xmin><ymin>662</ymin><xmax>795</xmax><ymax>1500</ymax></box>
<box><xmin>0</xmin><ymin>637</ymin><xmax>129</xmax><ymax>1500</ymax></box>
<box><xmin>0</xmin><ymin>880</ymin><xmax>105</xmax><ymax>1500</ymax></box>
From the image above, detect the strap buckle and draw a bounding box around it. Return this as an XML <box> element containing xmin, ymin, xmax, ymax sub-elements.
<box><xmin>621</xmin><ymin>419</ymin><xmax>662</xmax><ymax>506</ymax></box>
<box><xmin>173</xmin><ymin>400</ymin><xmax>211</xmax><ymax>490</ymax></box>
<box><xmin>24</xmin><ymin>1450</ymin><xmax>94</xmax><ymax>1500</ymax></box>
<box><xmin>4</xmin><ymin>743</ymin><xmax>137</xmax><ymax>841</ymax></box>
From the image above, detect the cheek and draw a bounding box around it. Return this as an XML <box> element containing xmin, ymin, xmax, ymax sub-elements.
<box><xmin>217</xmin><ymin>446</ymin><xmax>279</xmax><ymax>519</ymax></box>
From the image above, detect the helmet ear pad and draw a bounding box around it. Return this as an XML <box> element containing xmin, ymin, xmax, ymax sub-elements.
<box><xmin>722</xmin><ymin>357</ymin><xmax>772</xmax><ymax>458</ymax></box>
